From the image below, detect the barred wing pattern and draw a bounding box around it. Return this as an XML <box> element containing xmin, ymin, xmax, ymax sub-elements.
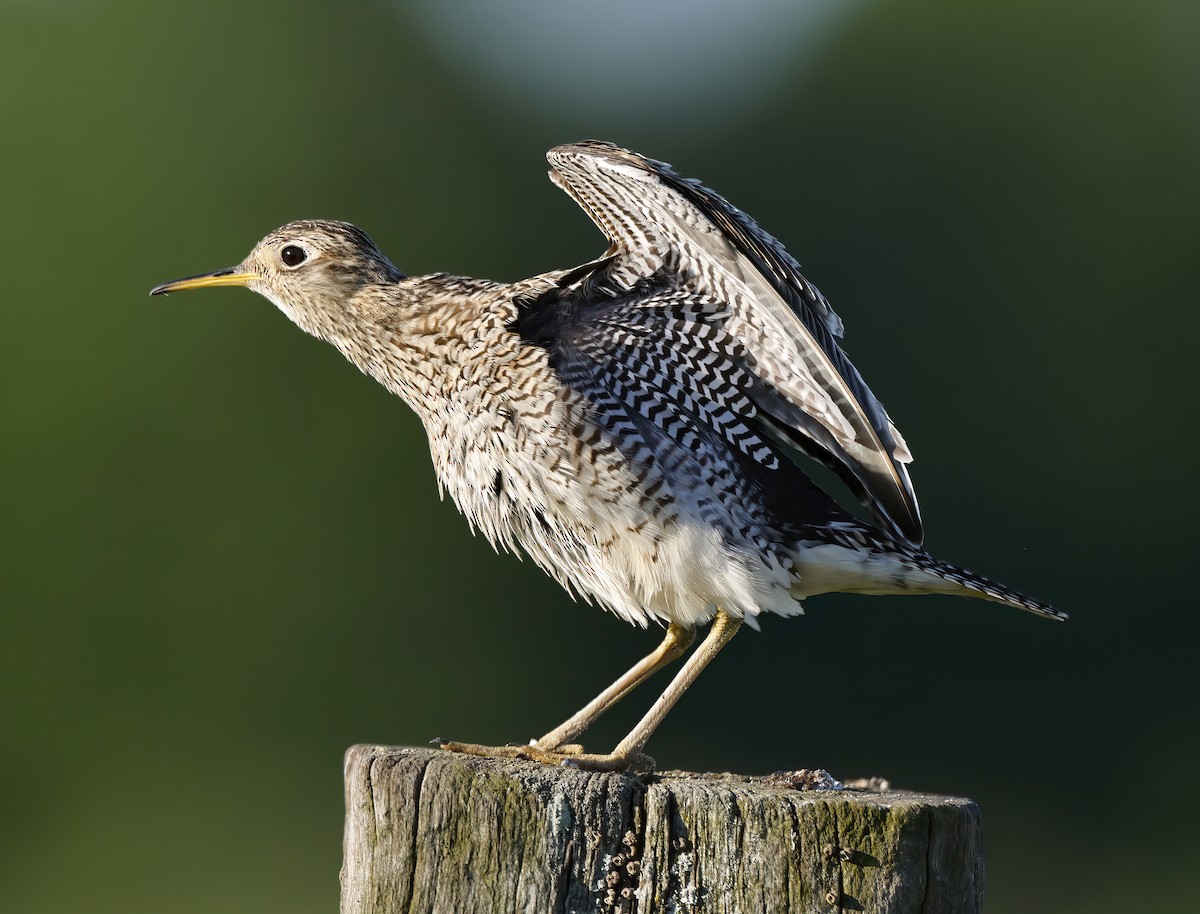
<box><xmin>512</xmin><ymin>266</ymin><xmax>1066</xmax><ymax>624</ymax></box>
<box><xmin>546</xmin><ymin>141</ymin><xmax>923</xmax><ymax>546</ymax></box>
<box><xmin>514</xmin><ymin>267</ymin><xmax>847</xmax><ymax>585</ymax></box>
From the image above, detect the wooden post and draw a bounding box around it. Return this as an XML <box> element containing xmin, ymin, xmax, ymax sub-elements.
<box><xmin>341</xmin><ymin>745</ymin><xmax>982</xmax><ymax>914</ymax></box>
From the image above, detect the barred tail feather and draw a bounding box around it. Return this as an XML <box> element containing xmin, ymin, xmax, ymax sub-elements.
<box><xmin>921</xmin><ymin>558</ymin><xmax>1067</xmax><ymax>621</ymax></box>
<box><xmin>791</xmin><ymin>538</ymin><xmax>1067</xmax><ymax>621</ymax></box>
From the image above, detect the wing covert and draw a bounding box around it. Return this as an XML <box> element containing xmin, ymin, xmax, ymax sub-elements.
<box><xmin>546</xmin><ymin>141</ymin><xmax>923</xmax><ymax>545</ymax></box>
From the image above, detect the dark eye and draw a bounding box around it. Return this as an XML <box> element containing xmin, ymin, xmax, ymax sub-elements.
<box><xmin>280</xmin><ymin>245</ymin><xmax>307</xmax><ymax>267</ymax></box>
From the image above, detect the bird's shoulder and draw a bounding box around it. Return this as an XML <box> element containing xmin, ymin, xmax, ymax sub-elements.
<box><xmin>508</xmin><ymin>257</ymin><xmax>787</xmax><ymax>477</ymax></box>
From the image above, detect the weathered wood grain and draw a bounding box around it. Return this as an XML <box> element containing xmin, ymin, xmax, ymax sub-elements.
<box><xmin>341</xmin><ymin>745</ymin><xmax>981</xmax><ymax>914</ymax></box>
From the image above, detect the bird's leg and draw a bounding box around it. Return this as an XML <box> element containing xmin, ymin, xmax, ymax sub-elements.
<box><xmin>434</xmin><ymin>622</ymin><xmax>695</xmax><ymax>763</ymax></box>
<box><xmin>557</xmin><ymin>609</ymin><xmax>742</xmax><ymax>771</ymax></box>
<box><xmin>532</xmin><ymin>622</ymin><xmax>696</xmax><ymax>752</ymax></box>
<box><xmin>437</xmin><ymin>610</ymin><xmax>742</xmax><ymax>772</ymax></box>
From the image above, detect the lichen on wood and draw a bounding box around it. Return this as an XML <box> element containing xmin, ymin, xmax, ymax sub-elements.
<box><xmin>341</xmin><ymin>746</ymin><xmax>982</xmax><ymax>914</ymax></box>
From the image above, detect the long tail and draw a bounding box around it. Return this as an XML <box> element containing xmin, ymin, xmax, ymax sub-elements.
<box><xmin>791</xmin><ymin>531</ymin><xmax>1067</xmax><ymax>621</ymax></box>
<box><xmin>907</xmin><ymin>551</ymin><xmax>1067</xmax><ymax>621</ymax></box>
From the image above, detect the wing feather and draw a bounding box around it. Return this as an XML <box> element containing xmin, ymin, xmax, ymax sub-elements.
<box><xmin>546</xmin><ymin>141</ymin><xmax>923</xmax><ymax>545</ymax></box>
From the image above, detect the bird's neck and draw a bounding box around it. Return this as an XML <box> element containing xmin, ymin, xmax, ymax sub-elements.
<box><xmin>322</xmin><ymin>274</ymin><xmax>516</xmax><ymax>421</ymax></box>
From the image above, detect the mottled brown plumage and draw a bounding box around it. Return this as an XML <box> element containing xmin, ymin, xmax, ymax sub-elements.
<box><xmin>151</xmin><ymin>142</ymin><xmax>1062</xmax><ymax>771</ymax></box>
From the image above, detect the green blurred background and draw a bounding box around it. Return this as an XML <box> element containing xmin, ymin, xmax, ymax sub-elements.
<box><xmin>2</xmin><ymin>0</ymin><xmax>1196</xmax><ymax>911</ymax></box>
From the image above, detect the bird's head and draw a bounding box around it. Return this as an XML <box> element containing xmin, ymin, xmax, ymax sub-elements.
<box><xmin>150</xmin><ymin>220</ymin><xmax>404</xmax><ymax>339</ymax></box>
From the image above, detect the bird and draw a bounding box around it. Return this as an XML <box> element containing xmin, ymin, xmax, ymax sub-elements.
<box><xmin>151</xmin><ymin>140</ymin><xmax>1065</xmax><ymax>772</ymax></box>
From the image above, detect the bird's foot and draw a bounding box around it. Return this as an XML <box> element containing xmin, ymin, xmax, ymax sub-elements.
<box><xmin>429</xmin><ymin>737</ymin><xmax>579</xmax><ymax>762</ymax></box>
<box><xmin>431</xmin><ymin>738</ymin><xmax>653</xmax><ymax>773</ymax></box>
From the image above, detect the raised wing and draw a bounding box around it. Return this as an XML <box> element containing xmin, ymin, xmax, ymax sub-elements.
<box><xmin>546</xmin><ymin>141</ymin><xmax>923</xmax><ymax>545</ymax></box>
<box><xmin>514</xmin><ymin>267</ymin><xmax>851</xmax><ymax>556</ymax></box>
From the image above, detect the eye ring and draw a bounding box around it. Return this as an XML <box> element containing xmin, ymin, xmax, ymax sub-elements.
<box><xmin>280</xmin><ymin>245</ymin><xmax>307</xmax><ymax>267</ymax></box>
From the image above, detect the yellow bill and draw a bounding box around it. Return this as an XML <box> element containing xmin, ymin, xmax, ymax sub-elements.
<box><xmin>149</xmin><ymin>268</ymin><xmax>257</xmax><ymax>296</ymax></box>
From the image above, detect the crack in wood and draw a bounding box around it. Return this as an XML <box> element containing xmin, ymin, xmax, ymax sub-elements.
<box><xmin>341</xmin><ymin>747</ymin><xmax>983</xmax><ymax>914</ymax></box>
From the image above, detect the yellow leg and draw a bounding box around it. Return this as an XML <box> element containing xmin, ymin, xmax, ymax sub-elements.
<box><xmin>436</xmin><ymin>622</ymin><xmax>694</xmax><ymax>761</ymax></box>
<box><xmin>437</xmin><ymin>611</ymin><xmax>741</xmax><ymax>772</ymax></box>
<box><xmin>533</xmin><ymin>621</ymin><xmax>696</xmax><ymax>751</ymax></box>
